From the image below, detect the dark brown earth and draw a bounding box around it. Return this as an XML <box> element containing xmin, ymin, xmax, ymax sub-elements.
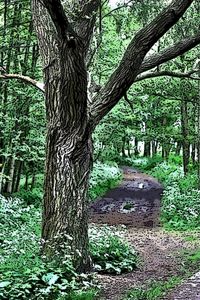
<box><xmin>88</xmin><ymin>167</ymin><xmax>200</xmax><ymax>300</ymax></box>
<box><xmin>89</xmin><ymin>166</ymin><xmax>163</xmax><ymax>227</ymax></box>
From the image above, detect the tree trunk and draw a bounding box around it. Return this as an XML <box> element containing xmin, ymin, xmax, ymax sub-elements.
<box><xmin>31</xmin><ymin>173</ymin><xmax>36</xmax><ymax>191</ymax></box>
<box><xmin>122</xmin><ymin>135</ymin><xmax>126</xmax><ymax>157</ymax></box>
<box><xmin>7</xmin><ymin>156</ymin><xmax>15</xmax><ymax>194</ymax></box>
<box><xmin>14</xmin><ymin>161</ymin><xmax>23</xmax><ymax>192</ymax></box>
<box><xmin>134</xmin><ymin>137</ymin><xmax>139</xmax><ymax>156</ymax></box>
<box><xmin>42</xmin><ymin>130</ymin><xmax>92</xmax><ymax>271</ymax></box>
<box><xmin>32</xmin><ymin>1</ymin><xmax>93</xmax><ymax>271</ymax></box>
<box><xmin>144</xmin><ymin>141</ymin><xmax>151</xmax><ymax>157</ymax></box>
<box><xmin>175</xmin><ymin>141</ymin><xmax>182</xmax><ymax>156</ymax></box>
<box><xmin>127</xmin><ymin>141</ymin><xmax>131</xmax><ymax>157</ymax></box>
<box><xmin>191</xmin><ymin>143</ymin><xmax>196</xmax><ymax>164</ymax></box>
<box><xmin>181</xmin><ymin>99</ymin><xmax>190</xmax><ymax>175</ymax></box>
<box><xmin>152</xmin><ymin>140</ymin><xmax>157</xmax><ymax>156</ymax></box>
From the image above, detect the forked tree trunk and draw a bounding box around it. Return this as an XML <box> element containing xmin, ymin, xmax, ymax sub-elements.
<box><xmin>31</xmin><ymin>0</ymin><xmax>195</xmax><ymax>272</ymax></box>
<box><xmin>32</xmin><ymin>1</ymin><xmax>93</xmax><ymax>271</ymax></box>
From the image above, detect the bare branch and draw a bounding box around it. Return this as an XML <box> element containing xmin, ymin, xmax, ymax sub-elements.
<box><xmin>90</xmin><ymin>0</ymin><xmax>194</xmax><ymax>127</ymax></box>
<box><xmin>0</xmin><ymin>73</ymin><xmax>44</xmax><ymax>92</ymax></box>
<box><xmin>136</xmin><ymin>69</ymin><xmax>200</xmax><ymax>82</ymax></box>
<box><xmin>139</xmin><ymin>34</ymin><xmax>200</xmax><ymax>74</ymax></box>
<box><xmin>102</xmin><ymin>0</ymin><xmax>133</xmax><ymax>19</ymax></box>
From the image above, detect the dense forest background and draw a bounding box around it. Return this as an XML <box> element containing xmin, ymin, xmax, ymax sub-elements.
<box><xmin>0</xmin><ymin>0</ymin><xmax>200</xmax><ymax>299</ymax></box>
<box><xmin>0</xmin><ymin>0</ymin><xmax>200</xmax><ymax>196</ymax></box>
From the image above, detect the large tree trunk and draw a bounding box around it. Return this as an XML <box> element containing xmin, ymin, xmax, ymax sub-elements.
<box><xmin>32</xmin><ymin>1</ymin><xmax>93</xmax><ymax>271</ymax></box>
<box><xmin>42</xmin><ymin>129</ymin><xmax>92</xmax><ymax>271</ymax></box>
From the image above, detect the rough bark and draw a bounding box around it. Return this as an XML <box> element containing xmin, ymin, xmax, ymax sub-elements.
<box><xmin>32</xmin><ymin>0</ymin><xmax>93</xmax><ymax>270</ymax></box>
<box><xmin>28</xmin><ymin>0</ymin><xmax>195</xmax><ymax>272</ymax></box>
<box><xmin>90</xmin><ymin>0</ymin><xmax>194</xmax><ymax>127</ymax></box>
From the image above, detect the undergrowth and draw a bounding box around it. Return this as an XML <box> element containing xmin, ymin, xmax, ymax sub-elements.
<box><xmin>0</xmin><ymin>196</ymin><xmax>137</xmax><ymax>299</ymax></box>
<box><xmin>124</xmin><ymin>276</ymin><xmax>182</xmax><ymax>300</ymax></box>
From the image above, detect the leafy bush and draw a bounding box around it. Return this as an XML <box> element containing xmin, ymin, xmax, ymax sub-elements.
<box><xmin>149</xmin><ymin>162</ymin><xmax>200</xmax><ymax>230</ymax></box>
<box><xmin>0</xmin><ymin>196</ymin><xmax>97</xmax><ymax>300</ymax></box>
<box><xmin>118</xmin><ymin>155</ymin><xmax>163</xmax><ymax>171</ymax></box>
<box><xmin>89</xmin><ymin>226</ymin><xmax>138</xmax><ymax>274</ymax></box>
<box><xmin>88</xmin><ymin>162</ymin><xmax>122</xmax><ymax>201</ymax></box>
<box><xmin>13</xmin><ymin>188</ymin><xmax>43</xmax><ymax>206</ymax></box>
<box><xmin>161</xmin><ymin>185</ymin><xmax>200</xmax><ymax>230</ymax></box>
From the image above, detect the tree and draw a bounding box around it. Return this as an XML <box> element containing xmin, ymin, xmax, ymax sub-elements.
<box><xmin>1</xmin><ymin>0</ymin><xmax>200</xmax><ymax>271</ymax></box>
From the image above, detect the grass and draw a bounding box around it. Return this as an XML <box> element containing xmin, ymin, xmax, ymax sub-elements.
<box><xmin>124</xmin><ymin>276</ymin><xmax>182</xmax><ymax>300</ymax></box>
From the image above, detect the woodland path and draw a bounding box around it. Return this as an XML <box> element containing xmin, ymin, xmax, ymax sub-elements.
<box><xmin>89</xmin><ymin>167</ymin><xmax>200</xmax><ymax>300</ymax></box>
<box><xmin>89</xmin><ymin>166</ymin><xmax>163</xmax><ymax>227</ymax></box>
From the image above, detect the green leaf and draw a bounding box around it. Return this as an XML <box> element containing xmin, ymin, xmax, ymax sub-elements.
<box><xmin>0</xmin><ymin>281</ymin><xmax>11</xmax><ymax>288</ymax></box>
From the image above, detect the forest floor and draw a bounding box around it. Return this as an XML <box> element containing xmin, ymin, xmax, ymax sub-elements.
<box><xmin>89</xmin><ymin>167</ymin><xmax>200</xmax><ymax>300</ymax></box>
<box><xmin>97</xmin><ymin>228</ymin><xmax>200</xmax><ymax>299</ymax></box>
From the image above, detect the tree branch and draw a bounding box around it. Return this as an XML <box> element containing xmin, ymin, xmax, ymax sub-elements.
<box><xmin>135</xmin><ymin>69</ymin><xmax>200</xmax><ymax>82</ymax></box>
<box><xmin>139</xmin><ymin>34</ymin><xmax>200</xmax><ymax>74</ymax></box>
<box><xmin>90</xmin><ymin>0</ymin><xmax>194</xmax><ymax>127</ymax></box>
<box><xmin>75</xmin><ymin>0</ymin><xmax>100</xmax><ymax>53</ymax></box>
<box><xmin>0</xmin><ymin>73</ymin><xmax>44</xmax><ymax>92</ymax></box>
<box><xmin>39</xmin><ymin>0</ymin><xmax>76</xmax><ymax>39</ymax></box>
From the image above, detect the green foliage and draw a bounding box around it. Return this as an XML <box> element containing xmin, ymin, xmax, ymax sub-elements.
<box><xmin>124</xmin><ymin>277</ymin><xmax>182</xmax><ymax>300</ymax></box>
<box><xmin>185</xmin><ymin>249</ymin><xmax>200</xmax><ymax>266</ymax></box>
<box><xmin>88</xmin><ymin>162</ymin><xmax>122</xmax><ymax>201</ymax></box>
<box><xmin>89</xmin><ymin>226</ymin><xmax>138</xmax><ymax>274</ymax></box>
<box><xmin>149</xmin><ymin>161</ymin><xmax>200</xmax><ymax>230</ymax></box>
<box><xmin>59</xmin><ymin>290</ymin><xmax>98</xmax><ymax>300</ymax></box>
<box><xmin>0</xmin><ymin>196</ymin><xmax>97</xmax><ymax>300</ymax></box>
<box><xmin>132</xmin><ymin>156</ymin><xmax>164</xmax><ymax>171</ymax></box>
<box><xmin>13</xmin><ymin>188</ymin><xmax>43</xmax><ymax>206</ymax></box>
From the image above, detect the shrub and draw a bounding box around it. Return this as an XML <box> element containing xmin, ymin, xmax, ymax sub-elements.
<box><xmin>13</xmin><ymin>188</ymin><xmax>43</xmax><ymax>206</ymax></box>
<box><xmin>149</xmin><ymin>162</ymin><xmax>200</xmax><ymax>230</ymax></box>
<box><xmin>89</xmin><ymin>226</ymin><xmax>138</xmax><ymax>274</ymax></box>
<box><xmin>88</xmin><ymin>162</ymin><xmax>122</xmax><ymax>201</ymax></box>
<box><xmin>0</xmin><ymin>196</ymin><xmax>97</xmax><ymax>300</ymax></box>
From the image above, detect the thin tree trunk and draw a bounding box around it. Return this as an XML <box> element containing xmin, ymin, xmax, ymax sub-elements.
<box><xmin>122</xmin><ymin>135</ymin><xmax>126</xmax><ymax>157</ymax></box>
<box><xmin>181</xmin><ymin>99</ymin><xmax>190</xmax><ymax>175</ymax></box>
<box><xmin>24</xmin><ymin>173</ymin><xmax>29</xmax><ymax>190</ymax></box>
<box><xmin>14</xmin><ymin>161</ymin><xmax>23</xmax><ymax>192</ymax></box>
<box><xmin>134</xmin><ymin>137</ymin><xmax>139</xmax><ymax>156</ymax></box>
<box><xmin>127</xmin><ymin>141</ymin><xmax>131</xmax><ymax>157</ymax></box>
<box><xmin>175</xmin><ymin>141</ymin><xmax>182</xmax><ymax>156</ymax></box>
<box><xmin>191</xmin><ymin>143</ymin><xmax>196</xmax><ymax>164</ymax></box>
<box><xmin>144</xmin><ymin>141</ymin><xmax>151</xmax><ymax>157</ymax></box>
<box><xmin>31</xmin><ymin>173</ymin><xmax>36</xmax><ymax>191</ymax></box>
<box><xmin>7</xmin><ymin>156</ymin><xmax>15</xmax><ymax>193</ymax></box>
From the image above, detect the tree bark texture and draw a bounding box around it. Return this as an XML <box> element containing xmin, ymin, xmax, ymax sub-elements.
<box><xmin>30</xmin><ymin>0</ymin><xmax>195</xmax><ymax>271</ymax></box>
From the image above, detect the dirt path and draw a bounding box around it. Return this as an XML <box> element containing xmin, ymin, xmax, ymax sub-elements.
<box><xmin>89</xmin><ymin>167</ymin><xmax>200</xmax><ymax>299</ymax></box>
<box><xmin>89</xmin><ymin>166</ymin><xmax>163</xmax><ymax>227</ymax></box>
<box><xmin>97</xmin><ymin>228</ymin><xmax>200</xmax><ymax>300</ymax></box>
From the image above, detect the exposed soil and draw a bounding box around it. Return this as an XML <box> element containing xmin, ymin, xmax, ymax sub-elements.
<box><xmin>89</xmin><ymin>166</ymin><xmax>163</xmax><ymax>227</ymax></box>
<box><xmin>88</xmin><ymin>167</ymin><xmax>200</xmax><ymax>299</ymax></box>
<box><xmin>97</xmin><ymin>228</ymin><xmax>200</xmax><ymax>300</ymax></box>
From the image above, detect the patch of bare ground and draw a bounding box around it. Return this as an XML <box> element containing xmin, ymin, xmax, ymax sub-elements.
<box><xmin>97</xmin><ymin>228</ymin><xmax>200</xmax><ymax>300</ymax></box>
